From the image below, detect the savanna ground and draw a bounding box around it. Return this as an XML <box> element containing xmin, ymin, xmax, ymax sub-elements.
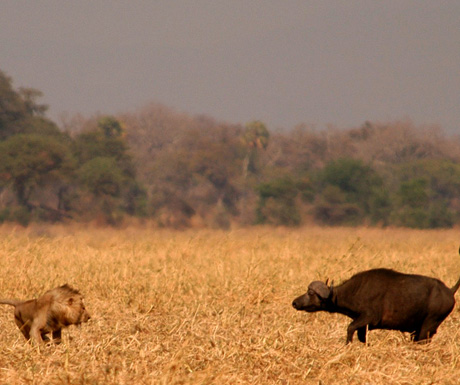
<box><xmin>0</xmin><ymin>225</ymin><xmax>459</xmax><ymax>384</ymax></box>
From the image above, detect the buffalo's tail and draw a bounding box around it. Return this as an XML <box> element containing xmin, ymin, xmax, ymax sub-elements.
<box><xmin>450</xmin><ymin>247</ymin><xmax>460</xmax><ymax>294</ymax></box>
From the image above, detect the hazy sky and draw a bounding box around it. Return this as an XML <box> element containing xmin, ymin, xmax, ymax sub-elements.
<box><xmin>1</xmin><ymin>1</ymin><xmax>459</xmax><ymax>132</ymax></box>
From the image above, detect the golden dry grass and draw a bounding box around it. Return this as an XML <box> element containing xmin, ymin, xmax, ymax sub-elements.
<box><xmin>0</xmin><ymin>224</ymin><xmax>460</xmax><ymax>384</ymax></box>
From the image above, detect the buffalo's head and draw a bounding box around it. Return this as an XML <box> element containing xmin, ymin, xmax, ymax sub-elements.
<box><xmin>292</xmin><ymin>280</ymin><xmax>333</xmax><ymax>312</ymax></box>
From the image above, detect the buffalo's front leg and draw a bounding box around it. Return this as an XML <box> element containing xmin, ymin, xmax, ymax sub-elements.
<box><xmin>347</xmin><ymin>316</ymin><xmax>370</xmax><ymax>344</ymax></box>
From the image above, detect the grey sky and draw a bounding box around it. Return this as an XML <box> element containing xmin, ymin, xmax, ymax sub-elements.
<box><xmin>1</xmin><ymin>1</ymin><xmax>459</xmax><ymax>132</ymax></box>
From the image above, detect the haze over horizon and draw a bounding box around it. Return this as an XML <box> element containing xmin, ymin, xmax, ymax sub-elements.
<box><xmin>1</xmin><ymin>1</ymin><xmax>459</xmax><ymax>132</ymax></box>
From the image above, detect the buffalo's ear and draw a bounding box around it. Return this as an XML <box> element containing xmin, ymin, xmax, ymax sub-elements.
<box><xmin>309</xmin><ymin>281</ymin><xmax>330</xmax><ymax>299</ymax></box>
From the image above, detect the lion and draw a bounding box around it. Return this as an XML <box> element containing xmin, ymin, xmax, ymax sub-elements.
<box><xmin>0</xmin><ymin>284</ymin><xmax>90</xmax><ymax>344</ymax></box>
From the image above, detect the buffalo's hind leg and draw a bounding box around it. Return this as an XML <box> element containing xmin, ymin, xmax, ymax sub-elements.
<box><xmin>357</xmin><ymin>327</ymin><xmax>367</xmax><ymax>343</ymax></box>
<box><xmin>415</xmin><ymin>317</ymin><xmax>443</xmax><ymax>343</ymax></box>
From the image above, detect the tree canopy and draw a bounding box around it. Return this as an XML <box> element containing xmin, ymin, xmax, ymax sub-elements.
<box><xmin>1</xmin><ymin>69</ymin><xmax>460</xmax><ymax>228</ymax></box>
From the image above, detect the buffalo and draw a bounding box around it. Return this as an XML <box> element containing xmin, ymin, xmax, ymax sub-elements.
<box><xmin>293</xmin><ymin>260</ymin><xmax>460</xmax><ymax>343</ymax></box>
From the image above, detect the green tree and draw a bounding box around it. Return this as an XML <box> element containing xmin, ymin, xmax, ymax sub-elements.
<box><xmin>256</xmin><ymin>177</ymin><xmax>301</xmax><ymax>226</ymax></box>
<box><xmin>74</xmin><ymin>116</ymin><xmax>144</xmax><ymax>222</ymax></box>
<box><xmin>98</xmin><ymin>115</ymin><xmax>123</xmax><ymax>138</ymax></box>
<box><xmin>78</xmin><ymin>157</ymin><xmax>127</xmax><ymax>225</ymax></box>
<box><xmin>314</xmin><ymin>158</ymin><xmax>389</xmax><ymax>225</ymax></box>
<box><xmin>0</xmin><ymin>70</ymin><xmax>27</xmax><ymax>139</ymax></box>
<box><xmin>393</xmin><ymin>176</ymin><xmax>454</xmax><ymax>228</ymax></box>
<box><xmin>0</xmin><ymin>134</ymin><xmax>73</xmax><ymax>208</ymax></box>
<box><xmin>398</xmin><ymin>178</ymin><xmax>429</xmax><ymax>208</ymax></box>
<box><xmin>312</xmin><ymin>185</ymin><xmax>361</xmax><ymax>225</ymax></box>
<box><xmin>0</xmin><ymin>70</ymin><xmax>61</xmax><ymax>140</ymax></box>
<box><xmin>74</xmin><ymin>116</ymin><xmax>135</xmax><ymax>176</ymax></box>
<box><xmin>390</xmin><ymin>159</ymin><xmax>460</xmax><ymax>228</ymax></box>
<box><xmin>18</xmin><ymin>87</ymin><xmax>48</xmax><ymax>116</ymax></box>
<box><xmin>397</xmin><ymin>159</ymin><xmax>460</xmax><ymax>201</ymax></box>
<box><xmin>78</xmin><ymin>157</ymin><xmax>125</xmax><ymax>197</ymax></box>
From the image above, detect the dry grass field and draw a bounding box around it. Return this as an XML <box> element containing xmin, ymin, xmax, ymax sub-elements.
<box><xmin>0</xmin><ymin>225</ymin><xmax>460</xmax><ymax>384</ymax></box>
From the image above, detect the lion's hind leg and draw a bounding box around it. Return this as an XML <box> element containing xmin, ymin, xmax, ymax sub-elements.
<box><xmin>52</xmin><ymin>329</ymin><xmax>62</xmax><ymax>344</ymax></box>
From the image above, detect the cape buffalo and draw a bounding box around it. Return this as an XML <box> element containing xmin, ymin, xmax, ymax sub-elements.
<box><xmin>293</xmin><ymin>256</ymin><xmax>460</xmax><ymax>344</ymax></box>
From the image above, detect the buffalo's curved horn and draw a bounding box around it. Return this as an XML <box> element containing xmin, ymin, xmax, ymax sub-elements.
<box><xmin>309</xmin><ymin>281</ymin><xmax>330</xmax><ymax>299</ymax></box>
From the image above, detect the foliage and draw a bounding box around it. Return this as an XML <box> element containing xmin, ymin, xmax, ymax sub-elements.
<box><xmin>0</xmin><ymin>70</ymin><xmax>27</xmax><ymax>139</ymax></box>
<box><xmin>0</xmin><ymin>134</ymin><xmax>73</xmax><ymax>207</ymax></box>
<box><xmin>241</xmin><ymin>121</ymin><xmax>270</xmax><ymax>180</ymax></box>
<box><xmin>256</xmin><ymin>177</ymin><xmax>301</xmax><ymax>226</ymax></box>
<box><xmin>73</xmin><ymin>119</ymin><xmax>133</xmax><ymax>172</ymax></box>
<box><xmin>0</xmin><ymin>70</ymin><xmax>60</xmax><ymax>140</ymax></box>
<box><xmin>312</xmin><ymin>185</ymin><xmax>362</xmax><ymax>226</ymax></box>
<box><xmin>391</xmin><ymin>160</ymin><xmax>460</xmax><ymax>228</ymax></box>
<box><xmin>78</xmin><ymin>157</ymin><xmax>125</xmax><ymax>197</ymax></box>
<box><xmin>98</xmin><ymin>115</ymin><xmax>123</xmax><ymax>138</ymax></box>
<box><xmin>320</xmin><ymin>158</ymin><xmax>384</xmax><ymax>211</ymax></box>
<box><xmin>71</xmin><ymin>116</ymin><xmax>144</xmax><ymax>222</ymax></box>
<box><xmin>313</xmin><ymin>158</ymin><xmax>390</xmax><ymax>225</ymax></box>
<box><xmin>2</xmin><ymin>69</ymin><xmax>460</xmax><ymax>227</ymax></box>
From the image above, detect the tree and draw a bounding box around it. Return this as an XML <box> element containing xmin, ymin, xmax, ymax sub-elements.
<box><xmin>18</xmin><ymin>87</ymin><xmax>48</xmax><ymax>116</ymax></box>
<box><xmin>73</xmin><ymin>116</ymin><xmax>144</xmax><ymax>222</ymax></box>
<box><xmin>77</xmin><ymin>157</ymin><xmax>127</xmax><ymax>224</ymax></box>
<box><xmin>313</xmin><ymin>158</ymin><xmax>390</xmax><ymax>225</ymax></box>
<box><xmin>74</xmin><ymin>116</ymin><xmax>135</xmax><ymax>176</ymax></box>
<box><xmin>321</xmin><ymin>158</ymin><xmax>385</xmax><ymax>211</ymax></box>
<box><xmin>256</xmin><ymin>177</ymin><xmax>301</xmax><ymax>226</ymax></box>
<box><xmin>241</xmin><ymin>120</ymin><xmax>269</xmax><ymax>178</ymax></box>
<box><xmin>392</xmin><ymin>160</ymin><xmax>459</xmax><ymax>228</ymax></box>
<box><xmin>0</xmin><ymin>70</ymin><xmax>27</xmax><ymax>139</ymax></box>
<box><xmin>0</xmin><ymin>134</ymin><xmax>73</xmax><ymax>208</ymax></box>
<box><xmin>0</xmin><ymin>70</ymin><xmax>62</xmax><ymax>140</ymax></box>
<box><xmin>189</xmin><ymin>132</ymin><xmax>243</xmax><ymax>212</ymax></box>
<box><xmin>78</xmin><ymin>157</ymin><xmax>125</xmax><ymax>197</ymax></box>
<box><xmin>98</xmin><ymin>115</ymin><xmax>123</xmax><ymax>138</ymax></box>
<box><xmin>312</xmin><ymin>185</ymin><xmax>362</xmax><ymax>225</ymax></box>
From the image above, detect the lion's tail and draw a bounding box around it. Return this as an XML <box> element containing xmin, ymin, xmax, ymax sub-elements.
<box><xmin>0</xmin><ymin>299</ymin><xmax>22</xmax><ymax>307</ymax></box>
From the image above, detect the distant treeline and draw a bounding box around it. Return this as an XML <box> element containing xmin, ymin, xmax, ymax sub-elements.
<box><xmin>1</xmin><ymin>69</ymin><xmax>460</xmax><ymax>228</ymax></box>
